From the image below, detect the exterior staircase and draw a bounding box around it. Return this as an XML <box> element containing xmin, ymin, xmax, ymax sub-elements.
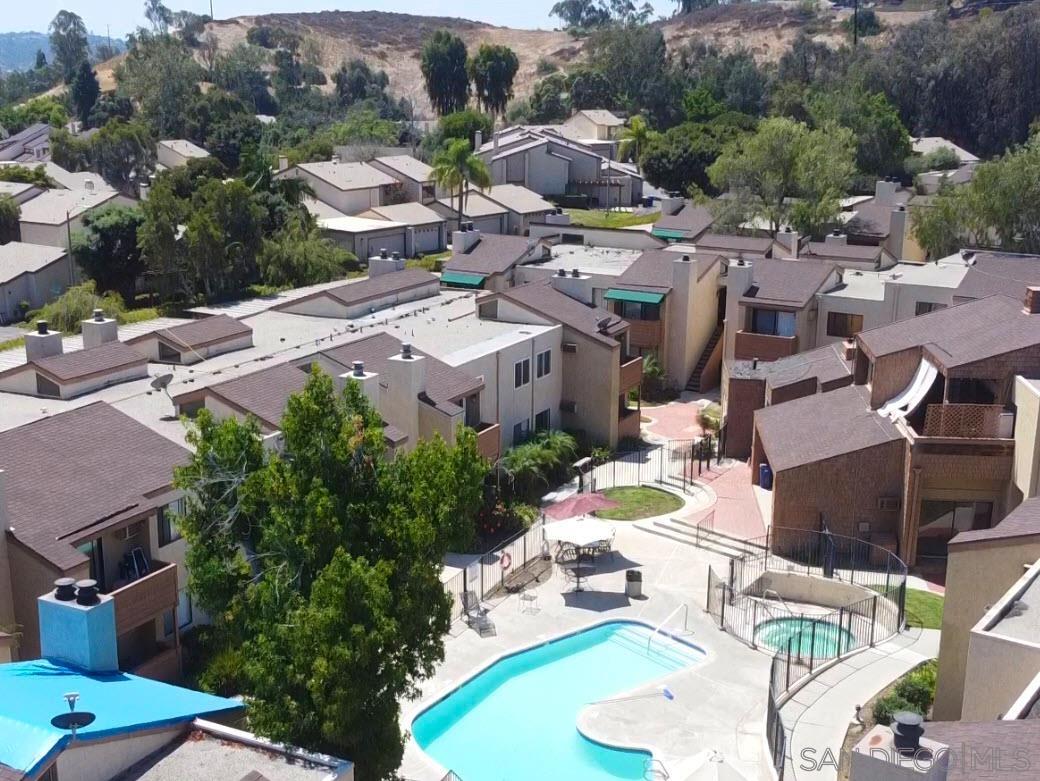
<box><xmin>638</xmin><ymin>515</ymin><xmax>767</xmax><ymax>558</ymax></box>
<box><xmin>686</xmin><ymin>325</ymin><xmax>723</xmax><ymax>392</ymax></box>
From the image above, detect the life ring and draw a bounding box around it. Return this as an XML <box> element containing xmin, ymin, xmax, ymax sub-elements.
<box><xmin>501</xmin><ymin>552</ymin><xmax>512</xmax><ymax>570</ymax></box>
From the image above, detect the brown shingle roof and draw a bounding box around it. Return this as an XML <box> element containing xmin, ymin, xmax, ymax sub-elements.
<box><xmin>924</xmin><ymin>720</ymin><xmax>1040</xmax><ymax>780</ymax></box>
<box><xmin>755</xmin><ymin>384</ymin><xmax>903</xmax><ymax>472</ymax></box>
<box><xmin>278</xmin><ymin>269</ymin><xmax>437</xmax><ymax>310</ymax></box>
<box><xmin>444</xmin><ymin>234</ymin><xmax>535</xmax><ymax>277</ymax></box>
<box><xmin>858</xmin><ymin>294</ymin><xmax>1040</xmax><ymax>368</ymax></box>
<box><xmin>845</xmin><ymin>192</ymin><xmax>912</xmax><ymax>239</ymax></box>
<box><xmin>950</xmin><ymin>496</ymin><xmax>1040</xmax><ymax>547</ymax></box>
<box><xmin>739</xmin><ymin>258</ymin><xmax>836</xmax><ymax>308</ymax></box>
<box><xmin>135</xmin><ymin>314</ymin><xmax>252</xmax><ymax>351</ymax></box>
<box><xmin>319</xmin><ymin>331</ymin><xmax>483</xmax><ymax>405</ymax></box>
<box><xmin>730</xmin><ymin>343</ymin><xmax>853</xmax><ymax>391</ymax></box>
<box><xmin>31</xmin><ymin>341</ymin><xmax>147</xmax><ymax>383</ymax></box>
<box><xmin>495</xmin><ymin>280</ymin><xmax>627</xmax><ymax>348</ymax></box>
<box><xmin>954</xmin><ymin>252</ymin><xmax>1040</xmax><ymax>302</ymax></box>
<box><xmin>613</xmin><ymin>250</ymin><xmax>719</xmax><ymax>294</ymax></box>
<box><xmin>201</xmin><ymin>363</ymin><xmax>310</xmax><ymax>430</ymax></box>
<box><xmin>655</xmin><ymin>203</ymin><xmax>714</xmax><ymax>238</ymax></box>
<box><xmin>697</xmin><ymin>233</ymin><xmax>774</xmax><ymax>256</ymax></box>
<box><xmin>0</xmin><ymin>403</ymin><xmax>190</xmax><ymax>570</ymax></box>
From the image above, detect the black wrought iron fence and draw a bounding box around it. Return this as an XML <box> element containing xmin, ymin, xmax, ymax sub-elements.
<box><xmin>591</xmin><ymin>438</ymin><xmax>713</xmax><ymax>494</ymax></box>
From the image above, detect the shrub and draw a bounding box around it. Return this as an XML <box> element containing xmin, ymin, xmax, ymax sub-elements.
<box><xmin>30</xmin><ymin>281</ymin><xmax>126</xmax><ymax>333</ymax></box>
<box><xmin>895</xmin><ymin>677</ymin><xmax>933</xmax><ymax>714</ymax></box>
<box><xmin>535</xmin><ymin>58</ymin><xmax>558</xmax><ymax>76</ymax></box>
<box><xmin>872</xmin><ymin>693</ymin><xmax>919</xmax><ymax>726</ymax></box>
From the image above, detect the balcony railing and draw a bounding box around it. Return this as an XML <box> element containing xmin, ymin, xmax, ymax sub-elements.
<box><xmin>625</xmin><ymin>319</ymin><xmax>663</xmax><ymax>349</ymax></box>
<box><xmin>620</xmin><ymin>354</ymin><xmax>643</xmax><ymax>391</ymax></box>
<box><xmin>734</xmin><ymin>331</ymin><xmax>798</xmax><ymax>362</ymax></box>
<box><xmin>110</xmin><ymin>559</ymin><xmax>178</xmax><ymax>636</ymax></box>
<box><xmin>921</xmin><ymin>403</ymin><xmax>1013</xmax><ymax>439</ymax></box>
<box><xmin>475</xmin><ymin>422</ymin><xmax>501</xmax><ymax>462</ymax></box>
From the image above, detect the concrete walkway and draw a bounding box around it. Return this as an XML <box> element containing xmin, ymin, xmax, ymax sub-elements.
<box><xmin>780</xmin><ymin>625</ymin><xmax>941</xmax><ymax>781</ymax></box>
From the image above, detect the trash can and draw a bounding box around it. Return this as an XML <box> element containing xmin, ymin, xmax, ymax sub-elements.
<box><xmin>759</xmin><ymin>462</ymin><xmax>773</xmax><ymax>490</ymax></box>
<box><xmin>626</xmin><ymin>569</ymin><xmax>643</xmax><ymax>598</ymax></box>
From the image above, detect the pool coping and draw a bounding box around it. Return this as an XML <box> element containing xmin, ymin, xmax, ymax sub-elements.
<box><xmin>407</xmin><ymin>616</ymin><xmax>713</xmax><ymax>778</ymax></box>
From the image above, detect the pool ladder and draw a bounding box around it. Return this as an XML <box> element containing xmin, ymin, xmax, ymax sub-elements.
<box><xmin>644</xmin><ymin>757</ymin><xmax>670</xmax><ymax>780</ymax></box>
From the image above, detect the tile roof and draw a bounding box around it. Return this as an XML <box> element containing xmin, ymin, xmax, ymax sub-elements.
<box><xmin>655</xmin><ymin>203</ymin><xmax>714</xmax><ymax>238</ymax></box>
<box><xmin>18</xmin><ymin>187</ymin><xmax>123</xmax><ymax>225</ymax></box>
<box><xmin>858</xmin><ymin>294</ymin><xmax>1040</xmax><ymax>368</ymax></box>
<box><xmin>295</xmin><ymin>161</ymin><xmax>396</xmax><ymax>191</ymax></box>
<box><xmin>319</xmin><ymin>331</ymin><xmax>483</xmax><ymax>404</ymax></box>
<box><xmin>0</xmin><ymin>402</ymin><xmax>190</xmax><ymax>569</ymax></box>
<box><xmin>496</xmin><ymin>280</ymin><xmax>627</xmax><ymax>348</ymax></box>
<box><xmin>739</xmin><ymin>258</ymin><xmax>836</xmax><ymax>308</ymax></box>
<box><xmin>144</xmin><ymin>314</ymin><xmax>253</xmax><ymax>351</ymax></box>
<box><xmin>730</xmin><ymin>342</ymin><xmax>853</xmax><ymax>390</ymax></box>
<box><xmin>954</xmin><ymin>251</ymin><xmax>1040</xmax><ymax>301</ymax></box>
<box><xmin>0</xmin><ymin>242</ymin><xmax>67</xmax><ymax>283</ymax></box>
<box><xmin>482</xmin><ymin>184</ymin><xmax>555</xmax><ymax>215</ymax></box>
<box><xmin>755</xmin><ymin>384</ymin><xmax>903</xmax><ymax>472</ymax></box>
<box><xmin>372</xmin><ymin>154</ymin><xmax>433</xmax><ymax>182</ymax></box>
<box><xmin>950</xmin><ymin>496</ymin><xmax>1040</xmax><ymax>547</ymax></box>
<box><xmin>696</xmin><ymin>233</ymin><xmax>774</xmax><ymax>256</ymax></box>
<box><xmin>360</xmin><ymin>201</ymin><xmax>445</xmax><ymax>226</ymax></box>
<box><xmin>28</xmin><ymin>340</ymin><xmax>147</xmax><ymax>383</ymax></box>
<box><xmin>284</xmin><ymin>269</ymin><xmax>437</xmax><ymax>309</ymax></box>
<box><xmin>445</xmin><ymin>234</ymin><xmax>535</xmax><ymax>276</ymax></box>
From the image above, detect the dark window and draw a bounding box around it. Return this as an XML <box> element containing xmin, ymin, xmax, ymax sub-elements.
<box><xmin>826</xmin><ymin>311</ymin><xmax>864</xmax><ymax>338</ymax></box>
<box><xmin>915</xmin><ymin>301</ymin><xmax>946</xmax><ymax>316</ymax></box>
<box><xmin>536</xmin><ymin>349</ymin><xmax>552</xmax><ymax>378</ymax></box>
<box><xmin>619</xmin><ymin>301</ymin><xmax>660</xmax><ymax>321</ymax></box>
<box><xmin>535</xmin><ymin>409</ymin><xmax>550</xmax><ymax>431</ymax></box>
<box><xmin>158</xmin><ymin>341</ymin><xmax>182</xmax><ymax>363</ymax></box>
<box><xmin>917</xmin><ymin>500</ymin><xmax>993</xmax><ymax>559</ymax></box>
<box><xmin>512</xmin><ymin>419</ymin><xmax>530</xmax><ymax>443</ymax></box>
<box><xmin>751</xmin><ymin>308</ymin><xmax>796</xmax><ymax>337</ymax></box>
<box><xmin>514</xmin><ymin>358</ymin><xmax>530</xmax><ymax>388</ymax></box>
<box><xmin>36</xmin><ymin>373</ymin><xmax>60</xmax><ymax>397</ymax></box>
<box><xmin>164</xmin><ymin>588</ymin><xmax>193</xmax><ymax>636</ymax></box>
<box><xmin>158</xmin><ymin>499</ymin><xmax>185</xmax><ymax>547</ymax></box>
<box><xmin>76</xmin><ymin>539</ymin><xmax>105</xmax><ymax>591</ymax></box>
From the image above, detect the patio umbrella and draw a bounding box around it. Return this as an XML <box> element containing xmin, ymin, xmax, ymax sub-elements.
<box><xmin>543</xmin><ymin>516</ymin><xmax>616</xmax><ymax>548</ymax></box>
<box><xmin>545</xmin><ymin>492</ymin><xmax>619</xmax><ymax>520</ymax></box>
<box><xmin>682</xmin><ymin>751</ymin><xmax>750</xmax><ymax>781</ymax></box>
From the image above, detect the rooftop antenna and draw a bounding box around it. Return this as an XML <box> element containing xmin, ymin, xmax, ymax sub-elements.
<box><xmin>150</xmin><ymin>373</ymin><xmax>176</xmax><ymax>420</ymax></box>
<box><xmin>51</xmin><ymin>692</ymin><xmax>96</xmax><ymax>740</ymax></box>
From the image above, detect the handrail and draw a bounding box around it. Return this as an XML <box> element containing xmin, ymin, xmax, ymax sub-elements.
<box><xmin>763</xmin><ymin>588</ymin><xmax>793</xmax><ymax>616</ymax></box>
<box><xmin>648</xmin><ymin>603</ymin><xmax>689</xmax><ymax>652</ymax></box>
<box><xmin>643</xmin><ymin>757</ymin><xmax>670</xmax><ymax>780</ymax></box>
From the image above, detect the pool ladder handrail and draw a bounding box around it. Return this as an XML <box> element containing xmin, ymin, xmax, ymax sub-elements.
<box><xmin>644</xmin><ymin>757</ymin><xmax>670</xmax><ymax>780</ymax></box>
<box><xmin>762</xmin><ymin>588</ymin><xmax>793</xmax><ymax>617</ymax></box>
<box><xmin>647</xmin><ymin>603</ymin><xmax>689</xmax><ymax>653</ymax></box>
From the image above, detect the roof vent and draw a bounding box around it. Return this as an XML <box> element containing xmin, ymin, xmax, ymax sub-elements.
<box><xmin>960</xmin><ymin>249</ymin><xmax>976</xmax><ymax>263</ymax></box>
<box><xmin>682</xmin><ymin>254</ymin><xmax>690</xmax><ymax>262</ymax></box>
<box><xmin>36</xmin><ymin>320</ymin><xmax>49</xmax><ymax>335</ymax></box>
<box><xmin>53</xmin><ymin>578</ymin><xmax>77</xmax><ymax>602</ymax></box>
<box><xmin>352</xmin><ymin>360</ymin><xmax>365</xmax><ymax>377</ymax></box>
<box><xmin>571</xmin><ymin>268</ymin><xmax>580</xmax><ymax>278</ymax></box>
<box><xmin>832</xmin><ymin>229</ymin><xmax>842</xmax><ymax>236</ymax></box>
<box><xmin>596</xmin><ymin>316</ymin><xmax>612</xmax><ymax>333</ymax></box>
<box><xmin>75</xmin><ymin>579</ymin><xmax>100</xmax><ymax>606</ymax></box>
<box><xmin>380</xmin><ymin>248</ymin><xmax>388</xmax><ymax>259</ymax></box>
<box><xmin>92</xmin><ymin>308</ymin><xmax>104</xmax><ymax>322</ymax></box>
<box><xmin>1025</xmin><ymin>286</ymin><xmax>1040</xmax><ymax>315</ymax></box>
<box><xmin>556</xmin><ymin>268</ymin><xmax>566</xmax><ymax>277</ymax></box>
<box><xmin>401</xmin><ymin>342</ymin><xmax>413</xmax><ymax>359</ymax></box>
<box><xmin>892</xmin><ymin>712</ymin><xmax>924</xmax><ymax>756</ymax></box>
<box><xmin>392</xmin><ymin>251</ymin><xmax>400</xmax><ymax>261</ymax></box>
<box><xmin>751</xmin><ymin>358</ymin><xmax>759</xmax><ymax>369</ymax></box>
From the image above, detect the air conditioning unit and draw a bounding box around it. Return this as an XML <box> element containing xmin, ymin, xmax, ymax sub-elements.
<box><xmin>561</xmin><ymin>343</ymin><xmax>578</xmax><ymax>353</ymax></box>
<box><xmin>114</xmin><ymin>521</ymin><xmax>144</xmax><ymax>541</ymax></box>
<box><xmin>877</xmin><ymin>496</ymin><xmax>900</xmax><ymax>512</ymax></box>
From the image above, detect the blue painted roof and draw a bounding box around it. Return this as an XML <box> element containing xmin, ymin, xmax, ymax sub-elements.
<box><xmin>0</xmin><ymin>660</ymin><xmax>243</xmax><ymax>776</ymax></box>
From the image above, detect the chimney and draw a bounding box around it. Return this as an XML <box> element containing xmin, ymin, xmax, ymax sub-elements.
<box><xmin>874</xmin><ymin>178</ymin><xmax>898</xmax><ymax>205</ymax></box>
<box><xmin>824</xmin><ymin>229</ymin><xmax>847</xmax><ymax>246</ymax></box>
<box><xmin>474</xmin><ymin>130</ymin><xmax>483</xmax><ymax>150</ymax></box>
<box><xmin>385</xmin><ymin>343</ymin><xmax>427</xmax><ymax>449</ymax></box>
<box><xmin>336</xmin><ymin>360</ymin><xmax>380</xmax><ymax>408</ymax></box>
<box><xmin>24</xmin><ymin>320</ymin><xmax>63</xmax><ymax>362</ymax></box>
<box><xmin>369</xmin><ymin>248</ymin><xmax>406</xmax><ymax>277</ymax></box>
<box><xmin>885</xmin><ymin>204</ymin><xmax>908</xmax><ymax>261</ymax></box>
<box><xmin>1025</xmin><ymin>286</ymin><xmax>1040</xmax><ymax>314</ymax></box>
<box><xmin>551</xmin><ymin>268</ymin><xmax>593</xmax><ymax>304</ymax></box>
<box><xmin>38</xmin><ymin>578</ymin><xmax>119</xmax><ymax>673</ymax></box>
<box><xmin>850</xmin><ymin>721</ymin><xmax>949</xmax><ymax>781</ymax></box>
<box><xmin>0</xmin><ymin>471</ymin><xmax>16</xmax><ymax>628</ymax></box>
<box><xmin>84</xmin><ymin>179</ymin><xmax>94</xmax><ymax>193</ymax></box>
<box><xmin>842</xmin><ymin>339</ymin><xmax>856</xmax><ymax>361</ymax></box>
<box><xmin>451</xmin><ymin>226</ymin><xmax>482</xmax><ymax>254</ymax></box>
<box><xmin>277</xmin><ymin>155</ymin><xmax>289</xmax><ymax>172</ymax></box>
<box><xmin>777</xmin><ymin>227</ymin><xmax>799</xmax><ymax>258</ymax></box>
<box><xmin>81</xmin><ymin>309</ymin><xmax>118</xmax><ymax>349</ymax></box>
<box><xmin>331</xmin><ymin>153</ymin><xmax>341</xmax><ymax>164</ymax></box>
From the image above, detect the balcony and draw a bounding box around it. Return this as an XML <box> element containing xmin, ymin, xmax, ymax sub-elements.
<box><xmin>620</xmin><ymin>354</ymin><xmax>643</xmax><ymax>391</ymax></box>
<box><xmin>110</xmin><ymin>559</ymin><xmax>178</xmax><ymax>636</ymax></box>
<box><xmin>475</xmin><ymin>422</ymin><xmax>501</xmax><ymax>462</ymax></box>
<box><xmin>618</xmin><ymin>407</ymin><xmax>641</xmax><ymax>441</ymax></box>
<box><xmin>625</xmin><ymin>319</ymin><xmax>663</xmax><ymax>349</ymax></box>
<box><xmin>921</xmin><ymin>403</ymin><xmax>1014</xmax><ymax>439</ymax></box>
<box><xmin>734</xmin><ymin>331</ymin><xmax>798</xmax><ymax>362</ymax></box>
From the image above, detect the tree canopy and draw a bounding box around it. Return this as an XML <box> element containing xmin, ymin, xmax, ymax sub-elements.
<box><xmin>420</xmin><ymin>31</ymin><xmax>470</xmax><ymax>117</ymax></box>
<box><xmin>48</xmin><ymin>10</ymin><xmax>89</xmax><ymax>83</ymax></box>
<box><xmin>467</xmin><ymin>44</ymin><xmax>519</xmax><ymax>117</ymax></box>
<box><xmin>73</xmin><ymin>205</ymin><xmax>146</xmax><ymax>305</ymax></box>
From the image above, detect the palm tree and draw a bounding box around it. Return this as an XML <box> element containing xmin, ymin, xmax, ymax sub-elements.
<box><xmin>432</xmin><ymin>138</ymin><xmax>492</xmax><ymax>227</ymax></box>
<box><xmin>618</xmin><ymin>115</ymin><xmax>653</xmax><ymax>170</ymax></box>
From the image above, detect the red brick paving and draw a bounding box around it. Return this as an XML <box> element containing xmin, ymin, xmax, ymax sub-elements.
<box><xmin>643</xmin><ymin>400</ymin><xmax>706</xmax><ymax>440</ymax></box>
<box><xmin>684</xmin><ymin>462</ymin><xmax>767</xmax><ymax>540</ymax></box>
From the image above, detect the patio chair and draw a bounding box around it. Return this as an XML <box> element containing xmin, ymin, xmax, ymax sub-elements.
<box><xmin>555</xmin><ymin>542</ymin><xmax>578</xmax><ymax>564</ymax></box>
<box><xmin>593</xmin><ymin>530</ymin><xmax>616</xmax><ymax>560</ymax></box>
<box><xmin>461</xmin><ymin>590</ymin><xmax>496</xmax><ymax>636</ymax></box>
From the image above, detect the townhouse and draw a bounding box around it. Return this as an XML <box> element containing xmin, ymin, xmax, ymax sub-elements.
<box><xmin>156</xmin><ymin>138</ymin><xmax>210</xmax><ymax>169</ymax></box>
<box><xmin>430</xmin><ymin>189</ymin><xmax>509</xmax><ymax>234</ymax></box>
<box><xmin>368</xmin><ymin>154</ymin><xmax>437</xmax><ymax>203</ymax></box>
<box><xmin>0</xmin><ymin>242</ymin><xmax>75</xmax><ymax>324</ymax></box>
<box><xmin>17</xmin><ymin>185</ymin><xmax>134</xmax><ymax>248</ymax></box>
<box><xmin>278</xmin><ymin>159</ymin><xmax>401</xmax><ymax>215</ymax></box>
<box><xmin>358</xmin><ymin>201</ymin><xmax>447</xmax><ymax>254</ymax></box>
<box><xmin>442</xmin><ymin>228</ymin><xmax>550</xmax><ymax>291</ymax></box>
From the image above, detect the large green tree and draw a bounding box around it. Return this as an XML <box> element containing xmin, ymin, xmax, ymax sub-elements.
<box><xmin>420</xmin><ymin>30</ymin><xmax>470</xmax><ymax>117</ymax></box>
<box><xmin>808</xmin><ymin>86</ymin><xmax>910</xmax><ymax>178</ymax></box>
<box><xmin>70</xmin><ymin>61</ymin><xmax>101</xmax><ymax>126</ymax></box>
<box><xmin>138</xmin><ymin>178</ymin><xmax>187</xmax><ymax>301</ymax></box>
<box><xmin>90</xmin><ymin>119</ymin><xmax>156</xmax><ymax>195</ymax></box>
<box><xmin>639</xmin><ymin>122</ymin><xmax>731</xmax><ymax>196</ymax></box>
<box><xmin>175</xmin><ymin>370</ymin><xmax>487</xmax><ymax>779</ymax></box>
<box><xmin>118</xmin><ymin>32</ymin><xmax>205</xmax><ymax>138</ymax></box>
<box><xmin>72</xmin><ymin>205</ymin><xmax>146</xmax><ymax>305</ymax></box>
<box><xmin>467</xmin><ymin>44</ymin><xmax>519</xmax><ymax>117</ymax></box>
<box><xmin>184</xmin><ymin>179</ymin><xmax>265</xmax><ymax>300</ymax></box>
<box><xmin>708</xmin><ymin>116</ymin><xmax>856</xmax><ymax>235</ymax></box>
<box><xmin>48</xmin><ymin>10</ymin><xmax>89</xmax><ymax>83</ymax></box>
<box><xmin>258</xmin><ymin>216</ymin><xmax>354</xmax><ymax>288</ymax></box>
<box><xmin>431</xmin><ymin>138</ymin><xmax>492</xmax><ymax>225</ymax></box>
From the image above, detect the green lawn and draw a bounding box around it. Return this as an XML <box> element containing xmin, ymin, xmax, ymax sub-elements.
<box><xmin>565</xmin><ymin>209</ymin><xmax>661</xmax><ymax>229</ymax></box>
<box><xmin>594</xmin><ymin>486</ymin><xmax>684</xmax><ymax>521</ymax></box>
<box><xmin>904</xmin><ymin>588</ymin><xmax>945</xmax><ymax>630</ymax></box>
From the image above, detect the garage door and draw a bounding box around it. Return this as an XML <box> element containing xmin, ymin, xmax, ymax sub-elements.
<box><xmin>413</xmin><ymin>226</ymin><xmax>443</xmax><ymax>254</ymax></box>
<box><xmin>362</xmin><ymin>230</ymin><xmax>406</xmax><ymax>260</ymax></box>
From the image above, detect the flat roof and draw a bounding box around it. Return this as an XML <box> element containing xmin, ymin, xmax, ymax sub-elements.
<box><xmin>521</xmin><ymin>244</ymin><xmax>642</xmax><ymax>277</ymax></box>
<box><xmin>18</xmin><ymin>187</ymin><xmax>123</xmax><ymax>225</ymax></box>
<box><xmin>296</xmin><ymin>160</ymin><xmax>397</xmax><ymax>191</ymax></box>
<box><xmin>482</xmin><ymin>184</ymin><xmax>554</xmax><ymax>215</ymax></box>
<box><xmin>318</xmin><ymin>215</ymin><xmax>406</xmax><ymax>234</ymax></box>
<box><xmin>361</xmin><ymin>201</ymin><xmax>444</xmax><ymax>226</ymax></box>
<box><xmin>0</xmin><ymin>241</ymin><xmax>67</xmax><ymax>283</ymax></box>
<box><xmin>372</xmin><ymin>154</ymin><xmax>433</xmax><ymax>182</ymax></box>
<box><xmin>0</xmin><ymin>659</ymin><xmax>240</xmax><ymax>777</ymax></box>
<box><xmin>988</xmin><ymin>560</ymin><xmax>1040</xmax><ymax>644</ymax></box>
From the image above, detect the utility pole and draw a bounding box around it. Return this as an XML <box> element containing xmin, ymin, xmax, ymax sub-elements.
<box><xmin>210</xmin><ymin>0</ymin><xmax>215</xmax><ymax>20</ymax></box>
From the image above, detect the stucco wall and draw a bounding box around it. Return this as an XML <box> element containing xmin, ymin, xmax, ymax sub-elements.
<box><xmin>1013</xmin><ymin>377</ymin><xmax>1040</xmax><ymax>503</ymax></box>
<box><xmin>8</xmin><ymin>540</ymin><xmax>89</xmax><ymax>659</ymax></box>
<box><xmin>296</xmin><ymin>170</ymin><xmax>378</xmax><ymax>215</ymax></box>
<box><xmin>57</xmin><ymin>727</ymin><xmax>182</xmax><ymax>781</ymax></box>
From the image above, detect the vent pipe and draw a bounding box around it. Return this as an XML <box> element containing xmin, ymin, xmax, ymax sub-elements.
<box><xmin>53</xmin><ymin>578</ymin><xmax>77</xmax><ymax>602</ymax></box>
<box><xmin>352</xmin><ymin>360</ymin><xmax>365</xmax><ymax>377</ymax></box>
<box><xmin>75</xmin><ymin>579</ymin><xmax>100</xmax><ymax>606</ymax></box>
<box><xmin>37</xmin><ymin>320</ymin><xmax>49</xmax><ymax>335</ymax></box>
<box><xmin>401</xmin><ymin>342</ymin><xmax>413</xmax><ymax>359</ymax></box>
<box><xmin>892</xmin><ymin>712</ymin><xmax>924</xmax><ymax>756</ymax></box>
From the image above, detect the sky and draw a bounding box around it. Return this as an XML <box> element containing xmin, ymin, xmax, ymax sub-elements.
<box><xmin>4</xmin><ymin>1</ymin><xmax>677</xmax><ymax>37</ymax></box>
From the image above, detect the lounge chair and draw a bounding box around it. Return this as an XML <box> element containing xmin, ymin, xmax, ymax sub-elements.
<box><xmin>461</xmin><ymin>590</ymin><xmax>496</xmax><ymax>636</ymax></box>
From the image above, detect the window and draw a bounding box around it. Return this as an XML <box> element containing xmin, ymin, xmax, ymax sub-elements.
<box><xmin>915</xmin><ymin>301</ymin><xmax>946</xmax><ymax>316</ymax></box>
<box><xmin>157</xmin><ymin>498</ymin><xmax>185</xmax><ymax>547</ymax></box>
<box><xmin>619</xmin><ymin>301</ymin><xmax>660</xmax><ymax>321</ymax></box>
<box><xmin>535</xmin><ymin>409</ymin><xmax>551</xmax><ymax>431</ymax></box>
<box><xmin>164</xmin><ymin>588</ymin><xmax>194</xmax><ymax>636</ymax></box>
<box><xmin>536</xmin><ymin>349</ymin><xmax>552</xmax><ymax>378</ymax></box>
<box><xmin>512</xmin><ymin>419</ymin><xmax>530</xmax><ymax>443</ymax></box>
<box><xmin>76</xmin><ymin>539</ymin><xmax>105</xmax><ymax>591</ymax></box>
<box><xmin>750</xmin><ymin>308</ymin><xmax>796</xmax><ymax>337</ymax></box>
<box><xmin>826</xmin><ymin>311</ymin><xmax>864</xmax><ymax>338</ymax></box>
<box><xmin>158</xmin><ymin>341</ymin><xmax>182</xmax><ymax>363</ymax></box>
<box><xmin>36</xmin><ymin>373</ymin><xmax>60</xmax><ymax>397</ymax></box>
<box><xmin>514</xmin><ymin>358</ymin><xmax>531</xmax><ymax>388</ymax></box>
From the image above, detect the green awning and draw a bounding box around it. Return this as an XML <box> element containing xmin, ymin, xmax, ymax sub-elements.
<box><xmin>652</xmin><ymin>227</ymin><xmax>689</xmax><ymax>240</ymax></box>
<box><xmin>440</xmin><ymin>271</ymin><xmax>486</xmax><ymax>288</ymax></box>
<box><xmin>604</xmin><ymin>288</ymin><xmax>665</xmax><ymax>305</ymax></box>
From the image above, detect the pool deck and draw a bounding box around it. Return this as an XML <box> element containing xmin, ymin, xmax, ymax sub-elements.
<box><xmin>399</xmin><ymin>522</ymin><xmax>775</xmax><ymax>781</ymax></box>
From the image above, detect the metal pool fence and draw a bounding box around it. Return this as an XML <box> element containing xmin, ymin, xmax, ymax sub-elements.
<box><xmin>705</xmin><ymin>527</ymin><xmax>908</xmax><ymax>781</ymax></box>
<box><xmin>443</xmin><ymin>516</ymin><xmax>547</xmax><ymax>622</ymax></box>
<box><xmin>588</xmin><ymin>438</ymin><xmax>716</xmax><ymax>495</ymax></box>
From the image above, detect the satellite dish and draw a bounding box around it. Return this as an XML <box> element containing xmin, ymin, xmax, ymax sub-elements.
<box><xmin>51</xmin><ymin>692</ymin><xmax>95</xmax><ymax>739</ymax></box>
<box><xmin>596</xmin><ymin>317</ymin><xmax>613</xmax><ymax>332</ymax></box>
<box><xmin>150</xmin><ymin>373</ymin><xmax>177</xmax><ymax>421</ymax></box>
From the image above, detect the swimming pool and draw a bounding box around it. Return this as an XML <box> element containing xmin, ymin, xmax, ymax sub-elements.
<box><xmin>412</xmin><ymin>620</ymin><xmax>705</xmax><ymax>781</ymax></box>
<box><xmin>754</xmin><ymin>616</ymin><xmax>854</xmax><ymax>657</ymax></box>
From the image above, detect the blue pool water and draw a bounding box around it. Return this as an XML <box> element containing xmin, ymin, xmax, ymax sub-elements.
<box><xmin>412</xmin><ymin>621</ymin><xmax>705</xmax><ymax>781</ymax></box>
<box><xmin>754</xmin><ymin>616</ymin><xmax>854</xmax><ymax>658</ymax></box>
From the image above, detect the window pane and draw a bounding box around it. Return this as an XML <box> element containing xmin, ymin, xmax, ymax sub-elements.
<box><xmin>523</xmin><ymin>359</ymin><xmax>530</xmax><ymax>385</ymax></box>
<box><xmin>752</xmin><ymin>309</ymin><xmax>777</xmax><ymax>334</ymax></box>
<box><xmin>777</xmin><ymin>312</ymin><xmax>796</xmax><ymax>337</ymax></box>
<box><xmin>514</xmin><ymin>361</ymin><xmax>523</xmax><ymax>388</ymax></box>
